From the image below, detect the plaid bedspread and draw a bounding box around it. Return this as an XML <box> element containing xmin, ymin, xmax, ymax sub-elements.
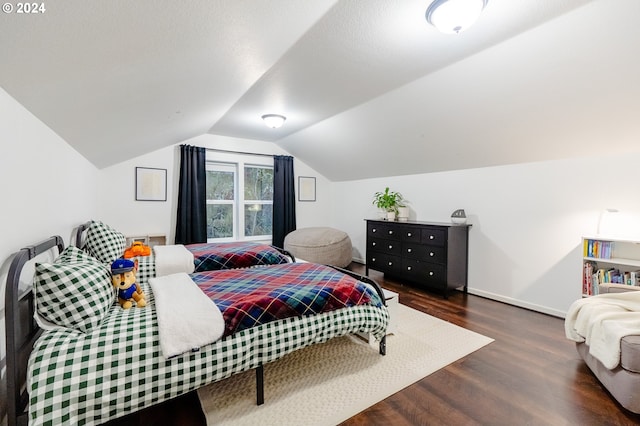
<box><xmin>187</xmin><ymin>242</ymin><xmax>289</xmax><ymax>272</ymax></box>
<box><xmin>192</xmin><ymin>262</ymin><xmax>383</xmax><ymax>337</ymax></box>
<box><xmin>28</xmin><ymin>277</ymin><xmax>388</xmax><ymax>425</ymax></box>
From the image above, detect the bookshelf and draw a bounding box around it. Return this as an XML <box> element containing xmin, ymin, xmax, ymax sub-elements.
<box><xmin>582</xmin><ymin>236</ymin><xmax>640</xmax><ymax>296</ymax></box>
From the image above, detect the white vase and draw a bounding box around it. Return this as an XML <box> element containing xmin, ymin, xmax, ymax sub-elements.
<box><xmin>397</xmin><ymin>207</ymin><xmax>409</xmax><ymax>221</ymax></box>
<box><xmin>386</xmin><ymin>211</ymin><xmax>396</xmax><ymax>221</ymax></box>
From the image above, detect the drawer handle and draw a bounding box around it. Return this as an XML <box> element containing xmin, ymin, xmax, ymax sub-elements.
<box><xmin>407</xmin><ymin>248</ymin><xmax>412</xmax><ymax>253</ymax></box>
<box><xmin>372</xmin><ymin>257</ymin><xmax>376</xmax><ymax>262</ymax></box>
<box><xmin>429</xmin><ymin>235</ymin><xmax>435</xmax><ymax>240</ymax></box>
<box><xmin>407</xmin><ymin>232</ymin><xmax>412</xmax><ymax>237</ymax></box>
<box><xmin>388</xmin><ymin>245</ymin><xmax>393</xmax><ymax>249</ymax></box>
<box><xmin>407</xmin><ymin>266</ymin><xmax>412</xmax><ymax>271</ymax></box>
<box><xmin>429</xmin><ymin>271</ymin><xmax>434</xmax><ymax>276</ymax></box>
<box><xmin>389</xmin><ymin>230</ymin><xmax>393</xmax><ymax>235</ymax></box>
<box><xmin>372</xmin><ymin>242</ymin><xmax>376</xmax><ymax>246</ymax></box>
<box><xmin>388</xmin><ymin>261</ymin><xmax>393</xmax><ymax>266</ymax></box>
<box><xmin>430</xmin><ymin>252</ymin><xmax>434</xmax><ymax>257</ymax></box>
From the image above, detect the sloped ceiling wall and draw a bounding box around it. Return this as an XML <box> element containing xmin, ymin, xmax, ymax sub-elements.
<box><xmin>2</xmin><ymin>0</ymin><xmax>639</xmax><ymax>180</ymax></box>
<box><xmin>278</xmin><ymin>0</ymin><xmax>640</xmax><ymax>180</ymax></box>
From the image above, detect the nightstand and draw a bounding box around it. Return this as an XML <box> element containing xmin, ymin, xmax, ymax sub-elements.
<box><xmin>126</xmin><ymin>234</ymin><xmax>166</xmax><ymax>248</ymax></box>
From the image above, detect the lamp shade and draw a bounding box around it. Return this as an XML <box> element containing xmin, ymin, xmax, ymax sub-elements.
<box><xmin>261</xmin><ymin>114</ymin><xmax>286</xmax><ymax>129</ymax></box>
<box><xmin>426</xmin><ymin>0</ymin><xmax>488</xmax><ymax>34</ymax></box>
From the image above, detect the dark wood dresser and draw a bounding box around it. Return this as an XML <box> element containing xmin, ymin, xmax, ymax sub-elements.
<box><xmin>365</xmin><ymin>219</ymin><xmax>471</xmax><ymax>298</ymax></box>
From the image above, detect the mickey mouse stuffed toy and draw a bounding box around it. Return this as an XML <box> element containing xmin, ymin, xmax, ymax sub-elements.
<box><xmin>110</xmin><ymin>258</ymin><xmax>146</xmax><ymax>309</ymax></box>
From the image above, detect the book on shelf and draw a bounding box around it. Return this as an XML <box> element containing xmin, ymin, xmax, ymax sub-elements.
<box><xmin>583</xmin><ymin>239</ymin><xmax>614</xmax><ymax>260</ymax></box>
<box><xmin>583</xmin><ymin>261</ymin><xmax>596</xmax><ymax>295</ymax></box>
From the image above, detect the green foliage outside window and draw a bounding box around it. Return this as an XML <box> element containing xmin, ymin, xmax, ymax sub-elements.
<box><xmin>245</xmin><ymin>204</ymin><xmax>272</xmax><ymax>236</ymax></box>
<box><xmin>206</xmin><ymin>204</ymin><xmax>233</xmax><ymax>239</ymax></box>
<box><xmin>206</xmin><ymin>170</ymin><xmax>234</xmax><ymax>200</ymax></box>
<box><xmin>244</xmin><ymin>167</ymin><xmax>273</xmax><ymax>201</ymax></box>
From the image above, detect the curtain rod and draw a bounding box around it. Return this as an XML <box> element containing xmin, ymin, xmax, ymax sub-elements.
<box><xmin>206</xmin><ymin>148</ymin><xmax>275</xmax><ymax>158</ymax></box>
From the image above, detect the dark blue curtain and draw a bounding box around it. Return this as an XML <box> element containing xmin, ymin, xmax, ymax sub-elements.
<box><xmin>272</xmin><ymin>155</ymin><xmax>296</xmax><ymax>248</ymax></box>
<box><xmin>175</xmin><ymin>145</ymin><xmax>207</xmax><ymax>244</ymax></box>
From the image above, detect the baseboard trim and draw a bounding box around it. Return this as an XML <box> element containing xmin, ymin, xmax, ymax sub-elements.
<box><xmin>467</xmin><ymin>288</ymin><xmax>566</xmax><ymax>318</ymax></box>
<box><xmin>350</xmin><ymin>259</ymin><xmax>566</xmax><ymax>318</ymax></box>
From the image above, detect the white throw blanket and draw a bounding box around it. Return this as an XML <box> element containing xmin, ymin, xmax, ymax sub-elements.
<box><xmin>153</xmin><ymin>244</ymin><xmax>195</xmax><ymax>277</ymax></box>
<box><xmin>149</xmin><ymin>272</ymin><xmax>225</xmax><ymax>359</ymax></box>
<box><xmin>564</xmin><ymin>291</ymin><xmax>640</xmax><ymax>369</ymax></box>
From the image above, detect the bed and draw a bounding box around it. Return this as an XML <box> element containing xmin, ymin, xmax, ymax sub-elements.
<box><xmin>74</xmin><ymin>220</ymin><xmax>296</xmax><ymax>280</ymax></box>
<box><xmin>5</xmin><ymin>235</ymin><xmax>389</xmax><ymax>426</ymax></box>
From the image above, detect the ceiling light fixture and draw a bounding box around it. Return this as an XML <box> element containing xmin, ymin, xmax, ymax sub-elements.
<box><xmin>426</xmin><ymin>0</ymin><xmax>488</xmax><ymax>34</ymax></box>
<box><xmin>261</xmin><ymin>114</ymin><xmax>286</xmax><ymax>129</ymax></box>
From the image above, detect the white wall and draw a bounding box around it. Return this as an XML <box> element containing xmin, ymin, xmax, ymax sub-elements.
<box><xmin>97</xmin><ymin>145</ymin><xmax>176</xmax><ymax>241</ymax></box>
<box><xmin>332</xmin><ymin>152</ymin><xmax>640</xmax><ymax>318</ymax></box>
<box><xmin>0</xmin><ymin>88</ymin><xmax>100</xmax><ymax>426</ymax></box>
<box><xmin>97</xmin><ymin>134</ymin><xmax>332</xmax><ymax>244</ymax></box>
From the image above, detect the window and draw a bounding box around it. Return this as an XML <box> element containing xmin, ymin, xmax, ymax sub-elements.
<box><xmin>206</xmin><ymin>163</ymin><xmax>235</xmax><ymax>239</ymax></box>
<box><xmin>205</xmin><ymin>153</ymin><xmax>273</xmax><ymax>242</ymax></box>
<box><xmin>244</xmin><ymin>166</ymin><xmax>273</xmax><ymax>237</ymax></box>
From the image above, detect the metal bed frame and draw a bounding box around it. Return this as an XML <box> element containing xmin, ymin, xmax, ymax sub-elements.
<box><xmin>5</xmin><ymin>234</ymin><xmax>386</xmax><ymax>425</ymax></box>
<box><xmin>5</xmin><ymin>236</ymin><xmax>64</xmax><ymax>426</ymax></box>
<box><xmin>73</xmin><ymin>220</ymin><xmax>298</xmax><ymax>262</ymax></box>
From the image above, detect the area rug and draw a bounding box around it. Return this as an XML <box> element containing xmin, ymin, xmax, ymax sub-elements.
<box><xmin>197</xmin><ymin>304</ymin><xmax>493</xmax><ymax>425</ymax></box>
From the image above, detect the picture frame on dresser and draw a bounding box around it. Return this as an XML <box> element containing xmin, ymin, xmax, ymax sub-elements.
<box><xmin>365</xmin><ymin>219</ymin><xmax>471</xmax><ymax>298</ymax></box>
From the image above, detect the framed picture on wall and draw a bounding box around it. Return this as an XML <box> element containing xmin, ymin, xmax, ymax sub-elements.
<box><xmin>298</xmin><ymin>176</ymin><xmax>316</xmax><ymax>202</ymax></box>
<box><xmin>135</xmin><ymin>167</ymin><xmax>167</xmax><ymax>201</ymax></box>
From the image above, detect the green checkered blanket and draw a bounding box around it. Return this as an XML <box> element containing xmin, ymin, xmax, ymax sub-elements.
<box><xmin>27</xmin><ymin>280</ymin><xmax>389</xmax><ymax>425</ymax></box>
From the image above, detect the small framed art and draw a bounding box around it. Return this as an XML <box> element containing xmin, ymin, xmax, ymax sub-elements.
<box><xmin>135</xmin><ymin>167</ymin><xmax>167</xmax><ymax>201</ymax></box>
<box><xmin>298</xmin><ymin>176</ymin><xmax>316</xmax><ymax>202</ymax></box>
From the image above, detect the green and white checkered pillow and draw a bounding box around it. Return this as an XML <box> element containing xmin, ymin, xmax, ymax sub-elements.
<box><xmin>84</xmin><ymin>220</ymin><xmax>126</xmax><ymax>264</ymax></box>
<box><xmin>34</xmin><ymin>249</ymin><xmax>115</xmax><ymax>333</ymax></box>
<box><xmin>57</xmin><ymin>245</ymin><xmax>100</xmax><ymax>264</ymax></box>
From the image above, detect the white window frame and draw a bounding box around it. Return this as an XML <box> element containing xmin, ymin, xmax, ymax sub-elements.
<box><xmin>205</xmin><ymin>162</ymin><xmax>237</xmax><ymax>242</ymax></box>
<box><xmin>205</xmin><ymin>151</ymin><xmax>273</xmax><ymax>243</ymax></box>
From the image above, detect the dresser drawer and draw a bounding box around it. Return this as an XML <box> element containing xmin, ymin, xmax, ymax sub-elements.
<box><xmin>402</xmin><ymin>243</ymin><xmax>446</xmax><ymax>264</ymax></box>
<box><xmin>369</xmin><ymin>237</ymin><xmax>401</xmax><ymax>256</ymax></box>
<box><xmin>402</xmin><ymin>259</ymin><xmax>446</xmax><ymax>285</ymax></box>
<box><xmin>398</xmin><ymin>227</ymin><xmax>421</xmax><ymax>243</ymax></box>
<box><xmin>367</xmin><ymin>223</ymin><xmax>399</xmax><ymax>240</ymax></box>
<box><xmin>421</xmin><ymin>228</ymin><xmax>446</xmax><ymax>246</ymax></box>
<box><xmin>367</xmin><ymin>252</ymin><xmax>401</xmax><ymax>273</ymax></box>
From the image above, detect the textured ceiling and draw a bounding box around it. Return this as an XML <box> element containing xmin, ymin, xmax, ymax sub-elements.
<box><xmin>3</xmin><ymin>0</ymin><xmax>640</xmax><ymax>181</ymax></box>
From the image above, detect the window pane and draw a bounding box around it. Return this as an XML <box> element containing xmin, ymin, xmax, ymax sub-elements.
<box><xmin>244</xmin><ymin>204</ymin><xmax>272</xmax><ymax>237</ymax></box>
<box><xmin>207</xmin><ymin>204</ymin><xmax>233</xmax><ymax>238</ymax></box>
<box><xmin>206</xmin><ymin>170</ymin><xmax>234</xmax><ymax>200</ymax></box>
<box><xmin>244</xmin><ymin>167</ymin><xmax>273</xmax><ymax>201</ymax></box>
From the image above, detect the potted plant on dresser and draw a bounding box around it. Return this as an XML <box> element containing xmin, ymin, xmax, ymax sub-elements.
<box><xmin>372</xmin><ymin>187</ymin><xmax>404</xmax><ymax>221</ymax></box>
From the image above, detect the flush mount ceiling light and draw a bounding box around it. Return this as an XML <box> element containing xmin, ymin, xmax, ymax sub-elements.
<box><xmin>426</xmin><ymin>0</ymin><xmax>488</xmax><ymax>34</ymax></box>
<box><xmin>261</xmin><ymin>114</ymin><xmax>286</xmax><ymax>129</ymax></box>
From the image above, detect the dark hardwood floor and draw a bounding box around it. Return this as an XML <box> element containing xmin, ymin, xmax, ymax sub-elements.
<box><xmin>107</xmin><ymin>263</ymin><xmax>640</xmax><ymax>426</ymax></box>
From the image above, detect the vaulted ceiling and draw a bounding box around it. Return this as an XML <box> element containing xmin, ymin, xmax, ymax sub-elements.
<box><xmin>2</xmin><ymin>0</ymin><xmax>639</xmax><ymax>181</ymax></box>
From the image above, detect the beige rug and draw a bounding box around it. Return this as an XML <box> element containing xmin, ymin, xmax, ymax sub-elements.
<box><xmin>197</xmin><ymin>304</ymin><xmax>493</xmax><ymax>425</ymax></box>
